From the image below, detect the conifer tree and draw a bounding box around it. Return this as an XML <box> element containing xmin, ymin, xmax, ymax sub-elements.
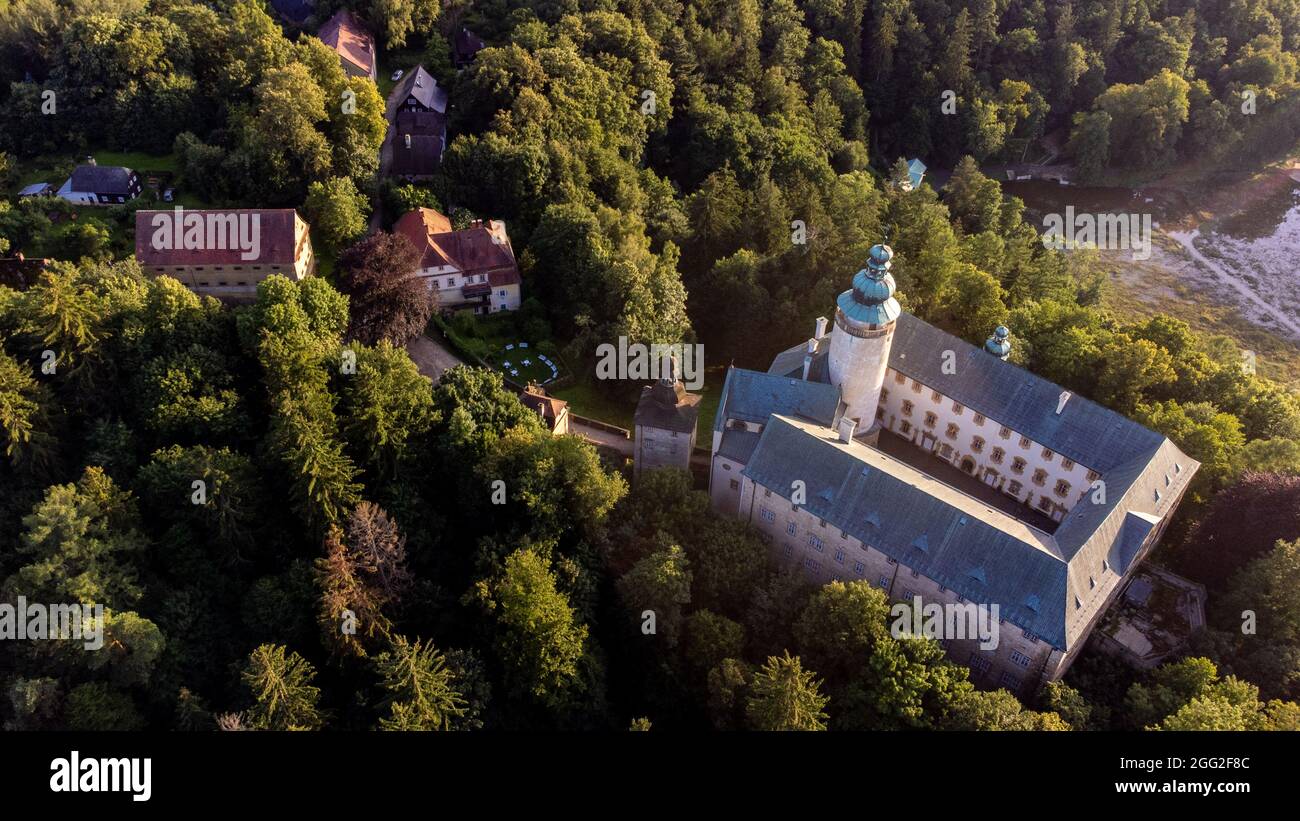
<box><xmin>241</xmin><ymin>644</ymin><xmax>324</xmax><ymax>731</ymax></box>
<box><xmin>745</xmin><ymin>651</ymin><xmax>829</xmax><ymax>731</ymax></box>
<box><xmin>373</xmin><ymin>635</ymin><xmax>467</xmax><ymax>731</ymax></box>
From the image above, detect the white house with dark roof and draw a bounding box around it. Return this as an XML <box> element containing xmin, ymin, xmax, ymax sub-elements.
<box><xmin>57</xmin><ymin>162</ymin><xmax>142</xmax><ymax>205</ymax></box>
<box><xmin>710</xmin><ymin>243</ymin><xmax>1198</xmax><ymax>692</ymax></box>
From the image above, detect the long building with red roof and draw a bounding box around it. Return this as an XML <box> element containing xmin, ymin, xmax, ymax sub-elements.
<box><xmin>134</xmin><ymin>208</ymin><xmax>315</xmax><ymax>301</ymax></box>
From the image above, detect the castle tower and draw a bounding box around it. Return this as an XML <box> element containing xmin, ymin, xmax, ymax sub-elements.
<box><xmin>633</xmin><ymin>354</ymin><xmax>701</xmax><ymax>482</ymax></box>
<box><xmin>828</xmin><ymin>243</ymin><xmax>901</xmax><ymax>435</ymax></box>
<box><xmin>984</xmin><ymin>325</ymin><xmax>1011</xmax><ymax>360</ymax></box>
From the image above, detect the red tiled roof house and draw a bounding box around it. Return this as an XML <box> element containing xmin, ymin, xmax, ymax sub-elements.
<box><xmin>394</xmin><ymin>208</ymin><xmax>522</xmax><ymax>314</ymax></box>
<box><xmin>318</xmin><ymin>9</ymin><xmax>377</xmax><ymax>81</ymax></box>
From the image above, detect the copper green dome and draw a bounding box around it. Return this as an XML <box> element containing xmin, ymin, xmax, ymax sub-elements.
<box><xmin>984</xmin><ymin>326</ymin><xmax>1011</xmax><ymax>359</ymax></box>
<box><xmin>837</xmin><ymin>243</ymin><xmax>901</xmax><ymax>327</ymax></box>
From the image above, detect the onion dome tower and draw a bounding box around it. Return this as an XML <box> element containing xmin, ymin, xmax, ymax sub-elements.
<box><xmin>828</xmin><ymin>243</ymin><xmax>902</xmax><ymax>434</ymax></box>
<box><xmin>984</xmin><ymin>325</ymin><xmax>1012</xmax><ymax>360</ymax></box>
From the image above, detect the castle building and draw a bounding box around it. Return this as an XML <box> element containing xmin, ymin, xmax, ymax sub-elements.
<box><xmin>634</xmin><ymin>358</ymin><xmax>700</xmax><ymax>481</ymax></box>
<box><xmin>709</xmin><ymin>244</ymin><xmax>1198</xmax><ymax>692</ymax></box>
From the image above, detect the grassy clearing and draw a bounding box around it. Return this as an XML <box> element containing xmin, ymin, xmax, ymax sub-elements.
<box><xmin>434</xmin><ymin>310</ymin><xmax>569</xmax><ymax>386</ymax></box>
<box><xmin>1101</xmin><ymin>252</ymin><xmax>1300</xmax><ymax>389</ymax></box>
<box><xmin>551</xmin><ymin>364</ymin><xmax>727</xmax><ymax>440</ymax></box>
<box><xmin>376</xmin><ymin>49</ymin><xmax>424</xmax><ymax>99</ymax></box>
<box><xmin>550</xmin><ymin>378</ymin><xmax>636</xmax><ymax>429</ymax></box>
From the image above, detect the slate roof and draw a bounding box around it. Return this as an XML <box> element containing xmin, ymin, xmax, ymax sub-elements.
<box><xmin>391</xmin><ymin>129</ymin><xmax>444</xmax><ymax>177</ymax></box>
<box><xmin>754</xmin><ymin>309</ymin><xmax>1200</xmax><ymax>651</ymax></box>
<box><xmin>745</xmin><ymin>415</ymin><xmax>1072</xmax><ymax>646</ymax></box>
<box><xmin>717</xmin><ymin>427</ymin><xmax>763</xmax><ymax>463</ymax></box>
<box><xmin>770</xmin><ymin>311</ymin><xmax>1167</xmax><ymax>475</ymax></box>
<box><xmin>454</xmin><ymin>28</ymin><xmax>488</xmax><ymax>64</ymax></box>
<box><xmin>395</xmin><ymin>65</ymin><xmax>448</xmax><ymax>113</ymax></box>
<box><xmin>887</xmin><ymin>313</ymin><xmax>1167</xmax><ymax>474</ymax></box>
<box><xmin>67</xmin><ymin>165</ymin><xmax>136</xmax><ymax>196</ymax></box>
<box><xmin>713</xmin><ymin>366</ymin><xmax>840</xmax><ymax>433</ymax></box>
<box><xmin>635</xmin><ymin>381</ymin><xmax>700</xmax><ymax>433</ymax></box>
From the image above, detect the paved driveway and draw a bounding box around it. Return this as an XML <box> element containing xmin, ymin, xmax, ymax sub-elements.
<box><xmin>405</xmin><ymin>334</ymin><xmax>465</xmax><ymax>382</ymax></box>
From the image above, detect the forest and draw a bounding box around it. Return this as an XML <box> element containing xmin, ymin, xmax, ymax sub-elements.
<box><xmin>1</xmin><ymin>0</ymin><xmax>1300</xmax><ymax>730</ymax></box>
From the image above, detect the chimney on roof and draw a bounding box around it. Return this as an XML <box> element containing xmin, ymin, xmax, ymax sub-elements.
<box><xmin>838</xmin><ymin>416</ymin><xmax>857</xmax><ymax>443</ymax></box>
<box><xmin>802</xmin><ymin>338</ymin><xmax>815</xmax><ymax>380</ymax></box>
<box><xmin>86</xmin><ymin>156</ymin><xmax>96</xmax><ymax>166</ymax></box>
<box><xmin>14</xmin><ymin>252</ymin><xmax>23</xmax><ymax>262</ymax></box>
<box><xmin>404</xmin><ymin>134</ymin><xmax>411</xmax><ymax>148</ymax></box>
<box><xmin>1056</xmin><ymin>390</ymin><xmax>1072</xmax><ymax>415</ymax></box>
<box><xmin>814</xmin><ymin>316</ymin><xmax>828</xmax><ymax>339</ymax></box>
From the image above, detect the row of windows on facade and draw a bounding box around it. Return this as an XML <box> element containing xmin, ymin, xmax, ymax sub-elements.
<box><xmin>759</xmin><ymin>465</ymin><xmax>1118</xmax><ymax>587</ymax></box>
<box><xmin>885</xmin><ymin>373</ymin><xmax>1101</xmax><ymax>479</ymax></box>
<box><xmin>780</xmin><ymin>547</ymin><xmax>1045</xmax><ymax>679</ymax></box>
<box><xmin>776</xmin><ymin>503</ymin><xmax>1114</xmax><ymax>623</ymax></box>
<box><xmin>766</xmin><ymin>508</ymin><xmax>1054</xmax><ymax>646</ymax></box>
<box><xmin>434</xmin><ymin>273</ymin><xmax>490</xmax><ymax>288</ymax></box>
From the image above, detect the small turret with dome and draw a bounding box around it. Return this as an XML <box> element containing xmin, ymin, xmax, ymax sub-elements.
<box><xmin>984</xmin><ymin>325</ymin><xmax>1011</xmax><ymax>360</ymax></box>
<box><xmin>828</xmin><ymin>241</ymin><xmax>903</xmax><ymax>439</ymax></box>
